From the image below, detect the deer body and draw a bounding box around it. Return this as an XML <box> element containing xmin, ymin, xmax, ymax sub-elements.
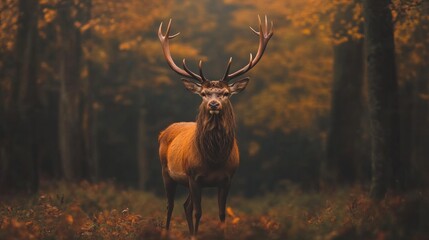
<box><xmin>159</xmin><ymin>121</ymin><xmax>239</xmax><ymax>187</ymax></box>
<box><xmin>157</xmin><ymin>16</ymin><xmax>273</xmax><ymax>237</ymax></box>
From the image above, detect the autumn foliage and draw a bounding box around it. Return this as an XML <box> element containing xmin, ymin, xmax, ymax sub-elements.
<box><xmin>1</xmin><ymin>182</ymin><xmax>428</xmax><ymax>239</ymax></box>
<box><xmin>1</xmin><ymin>0</ymin><xmax>429</xmax><ymax>238</ymax></box>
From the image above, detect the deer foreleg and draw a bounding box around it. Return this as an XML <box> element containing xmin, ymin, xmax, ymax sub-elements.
<box><xmin>217</xmin><ymin>180</ymin><xmax>231</xmax><ymax>223</ymax></box>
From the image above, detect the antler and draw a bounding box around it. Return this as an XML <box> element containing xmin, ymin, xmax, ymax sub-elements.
<box><xmin>158</xmin><ymin>19</ymin><xmax>206</xmax><ymax>83</ymax></box>
<box><xmin>159</xmin><ymin>16</ymin><xmax>273</xmax><ymax>84</ymax></box>
<box><xmin>221</xmin><ymin>15</ymin><xmax>274</xmax><ymax>83</ymax></box>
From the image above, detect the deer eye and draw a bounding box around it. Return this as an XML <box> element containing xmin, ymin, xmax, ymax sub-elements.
<box><xmin>200</xmin><ymin>92</ymin><xmax>206</xmax><ymax>97</ymax></box>
<box><xmin>223</xmin><ymin>92</ymin><xmax>230</xmax><ymax>97</ymax></box>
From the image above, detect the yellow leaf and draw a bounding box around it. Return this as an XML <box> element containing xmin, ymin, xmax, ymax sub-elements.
<box><xmin>301</xmin><ymin>28</ymin><xmax>311</xmax><ymax>35</ymax></box>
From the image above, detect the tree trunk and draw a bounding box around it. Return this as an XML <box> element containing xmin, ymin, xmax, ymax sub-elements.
<box><xmin>81</xmin><ymin>0</ymin><xmax>99</xmax><ymax>182</ymax></box>
<box><xmin>363</xmin><ymin>0</ymin><xmax>401</xmax><ymax>199</ymax></box>
<box><xmin>409</xmin><ymin>1</ymin><xmax>429</xmax><ymax>187</ymax></box>
<box><xmin>138</xmin><ymin>108</ymin><xmax>150</xmax><ymax>189</ymax></box>
<box><xmin>323</xmin><ymin>1</ymin><xmax>364</xmax><ymax>187</ymax></box>
<box><xmin>0</xmin><ymin>0</ymin><xmax>39</xmax><ymax>193</ymax></box>
<box><xmin>57</xmin><ymin>0</ymin><xmax>84</xmax><ymax>180</ymax></box>
<box><xmin>82</xmin><ymin>60</ymin><xmax>99</xmax><ymax>181</ymax></box>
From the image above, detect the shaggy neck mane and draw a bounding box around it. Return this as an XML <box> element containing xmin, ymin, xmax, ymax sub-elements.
<box><xmin>195</xmin><ymin>101</ymin><xmax>236</xmax><ymax>167</ymax></box>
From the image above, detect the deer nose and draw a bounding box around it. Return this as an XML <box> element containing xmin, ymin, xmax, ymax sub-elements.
<box><xmin>209</xmin><ymin>101</ymin><xmax>220</xmax><ymax>110</ymax></box>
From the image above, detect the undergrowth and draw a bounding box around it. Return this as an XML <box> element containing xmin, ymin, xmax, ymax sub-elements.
<box><xmin>0</xmin><ymin>181</ymin><xmax>428</xmax><ymax>239</ymax></box>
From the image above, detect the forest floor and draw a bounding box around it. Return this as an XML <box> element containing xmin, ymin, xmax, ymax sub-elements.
<box><xmin>0</xmin><ymin>181</ymin><xmax>428</xmax><ymax>240</ymax></box>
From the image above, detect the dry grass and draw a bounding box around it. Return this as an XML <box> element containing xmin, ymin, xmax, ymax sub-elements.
<box><xmin>1</xmin><ymin>181</ymin><xmax>428</xmax><ymax>239</ymax></box>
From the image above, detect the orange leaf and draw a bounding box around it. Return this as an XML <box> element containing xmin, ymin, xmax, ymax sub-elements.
<box><xmin>66</xmin><ymin>214</ymin><xmax>74</xmax><ymax>225</ymax></box>
<box><xmin>226</xmin><ymin>207</ymin><xmax>236</xmax><ymax>217</ymax></box>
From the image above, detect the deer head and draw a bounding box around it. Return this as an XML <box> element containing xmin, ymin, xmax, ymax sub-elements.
<box><xmin>158</xmin><ymin>15</ymin><xmax>273</xmax><ymax>116</ymax></box>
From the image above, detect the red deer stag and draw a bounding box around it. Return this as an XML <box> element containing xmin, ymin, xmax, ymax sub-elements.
<box><xmin>158</xmin><ymin>16</ymin><xmax>273</xmax><ymax>237</ymax></box>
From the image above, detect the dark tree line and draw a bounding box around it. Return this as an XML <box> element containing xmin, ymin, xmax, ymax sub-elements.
<box><xmin>1</xmin><ymin>0</ymin><xmax>40</xmax><ymax>193</ymax></box>
<box><xmin>0</xmin><ymin>0</ymin><xmax>97</xmax><ymax>193</ymax></box>
<box><xmin>323</xmin><ymin>0</ymin><xmax>365</xmax><ymax>187</ymax></box>
<box><xmin>326</xmin><ymin>0</ymin><xmax>427</xmax><ymax>199</ymax></box>
<box><xmin>363</xmin><ymin>0</ymin><xmax>402</xmax><ymax>199</ymax></box>
<box><xmin>0</xmin><ymin>0</ymin><xmax>428</xmax><ymax>198</ymax></box>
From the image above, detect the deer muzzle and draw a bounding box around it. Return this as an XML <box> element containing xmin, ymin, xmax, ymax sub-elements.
<box><xmin>208</xmin><ymin>101</ymin><xmax>221</xmax><ymax>114</ymax></box>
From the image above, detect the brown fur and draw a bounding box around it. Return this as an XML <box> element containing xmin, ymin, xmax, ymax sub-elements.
<box><xmin>158</xmin><ymin>100</ymin><xmax>239</xmax><ymax>186</ymax></box>
<box><xmin>195</xmin><ymin>100</ymin><xmax>236</xmax><ymax>167</ymax></box>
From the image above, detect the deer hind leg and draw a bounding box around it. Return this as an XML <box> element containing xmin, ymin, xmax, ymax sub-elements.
<box><xmin>162</xmin><ymin>171</ymin><xmax>177</xmax><ymax>230</ymax></box>
<box><xmin>189</xmin><ymin>177</ymin><xmax>202</xmax><ymax>236</ymax></box>
<box><xmin>183</xmin><ymin>193</ymin><xmax>194</xmax><ymax>234</ymax></box>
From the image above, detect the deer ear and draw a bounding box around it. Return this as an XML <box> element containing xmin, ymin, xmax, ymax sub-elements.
<box><xmin>182</xmin><ymin>79</ymin><xmax>202</xmax><ymax>94</ymax></box>
<box><xmin>229</xmin><ymin>77</ymin><xmax>249</xmax><ymax>95</ymax></box>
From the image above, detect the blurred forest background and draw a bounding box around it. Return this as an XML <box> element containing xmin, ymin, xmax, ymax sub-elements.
<box><xmin>1</xmin><ymin>0</ymin><xmax>429</xmax><ymax>239</ymax></box>
<box><xmin>1</xmin><ymin>0</ymin><xmax>429</xmax><ymax>196</ymax></box>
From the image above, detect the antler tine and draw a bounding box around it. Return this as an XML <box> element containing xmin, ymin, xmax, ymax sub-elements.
<box><xmin>249</xmin><ymin>26</ymin><xmax>259</xmax><ymax>35</ymax></box>
<box><xmin>249</xmin><ymin>14</ymin><xmax>262</xmax><ymax>35</ymax></box>
<box><xmin>258</xmin><ymin>15</ymin><xmax>263</xmax><ymax>39</ymax></box>
<box><xmin>221</xmin><ymin>57</ymin><xmax>233</xmax><ymax>82</ymax></box>
<box><xmin>247</xmin><ymin>53</ymin><xmax>253</xmax><ymax>70</ymax></box>
<box><xmin>169</xmin><ymin>32</ymin><xmax>180</xmax><ymax>39</ymax></box>
<box><xmin>166</xmin><ymin>19</ymin><xmax>172</xmax><ymax>36</ymax></box>
<box><xmin>226</xmin><ymin>15</ymin><xmax>273</xmax><ymax>81</ymax></box>
<box><xmin>265</xmin><ymin>15</ymin><xmax>268</xmax><ymax>34</ymax></box>
<box><xmin>222</xmin><ymin>54</ymin><xmax>253</xmax><ymax>83</ymax></box>
<box><xmin>198</xmin><ymin>60</ymin><xmax>207</xmax><ymax>81</ymax></box>
<box><xmin>158</xmin><ymin>22</ymin><xmax>163</xmax><ymax>38</ymax></box>
<box><xmin>254</xmin><ymin>16</ymin><xmax>265</xmax><ymax>60</ymax></box>
<box><xmin>183</xmin><ymin>59</ymin><xmax>203</xmax><ymax>83</ymax></box>
<box><xmin>158</xmin><ymin>19</ymin><xmax>203</xmax><ymax>82</ymax></box>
